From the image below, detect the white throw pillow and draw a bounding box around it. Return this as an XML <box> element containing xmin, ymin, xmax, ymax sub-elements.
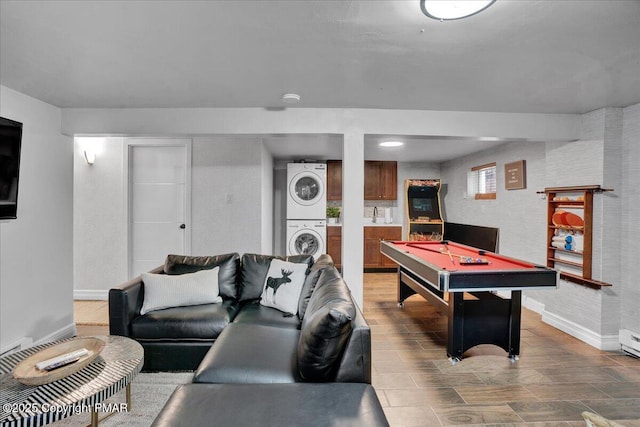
<box><xmin>140</xmin><ymin>267</ymin><xmax>222</xmax><ymax>315</ymax></box>
<box><xmin>259</xmin><ymin>259</ymin><xmax>308</xmax><ymax>315</ymax></box>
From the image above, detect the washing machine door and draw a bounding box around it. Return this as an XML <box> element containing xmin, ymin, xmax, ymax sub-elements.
<box><xmin>289</xmin><ymin>171</ymin><xmax>325</xmax><ymax>206</ymax></box>
<box><xmin>289</xmin><ymin>228</ymin><xmax>325</xmax><ymax>258</ymax></box>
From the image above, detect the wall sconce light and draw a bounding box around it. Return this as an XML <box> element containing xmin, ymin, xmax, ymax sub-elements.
<box><xmin>83</xmin><ymin>150</ymin><xmax>96</xmax><ymax>165</ymax></box>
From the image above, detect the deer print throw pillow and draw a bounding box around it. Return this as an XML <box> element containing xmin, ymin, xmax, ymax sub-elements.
<box><xmin>260</xmin><ymin>259</ymin><xmax>308</xmax><ymax>315</ymax></box>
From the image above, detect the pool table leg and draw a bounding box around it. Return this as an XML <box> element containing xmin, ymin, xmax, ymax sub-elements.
<box><xmin>447</xmin><ymin>292</ymin><xmax>465</xmax><ymax>360</ymax></box>
<box><xmin>447</xmin><ymin>291</ymin><xmax>523</xmax><ymax>361</ymax></box>
<box><xmin>508</xmin><ymin>290</ymin><xmax>522</xmax><ymax>358</ymax></box>
<box><xmin>397</xmin><ymin>272</ymin><xmax>417</xmax><ymax>306</ymax></box>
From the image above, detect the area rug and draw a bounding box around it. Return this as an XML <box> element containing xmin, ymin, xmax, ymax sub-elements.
<box><xmin>50</xmin><ymin>372</ymin><xmax>193</xmax><ymax>426</ymax></box>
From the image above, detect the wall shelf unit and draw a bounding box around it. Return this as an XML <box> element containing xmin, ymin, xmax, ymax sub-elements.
<box><xmin>544</xmin><ymin>185</ymin><xmax>613</xmax><ymax>289</ymax></box>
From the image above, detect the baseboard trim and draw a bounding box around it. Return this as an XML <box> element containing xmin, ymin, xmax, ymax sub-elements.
<box><xmin>1</xmin><ymin>336</ymin><xmax>33</xmax><ymax>356</ymax></box>
<box><xmin>74</xmin><ymin>290</ymin><xmax>108</xmax><ymax>300</ymax></box>
<box><xmin>1</xmin><ymin>323</ymin><xmax>77</xmax><ymax>355</ymax></box>
<box><xmin>522</xmin><ymin>295</ymin><xmax>545</xmax><ymax>314</ymax></box>
<box><xmin>34</xmin><ymin>323</ymin><xmax>77</xmax><ymax>346</ymax></box>
<box><xmin>542</xmin><ymin>310</ymin><xmax>620</xmax><ymax>351</ymax></box>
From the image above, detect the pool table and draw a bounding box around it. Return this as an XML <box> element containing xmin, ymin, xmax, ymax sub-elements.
<box><xmin>380</xmin><ymin>240</ymin><xmax>557</xmax><ymax>361</ymax></box>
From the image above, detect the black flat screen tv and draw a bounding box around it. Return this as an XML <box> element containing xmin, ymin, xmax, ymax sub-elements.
<box><xmin>0</xmin><ymin>117</ymin><xmax>23</xmax><ymax>220</ymax></box>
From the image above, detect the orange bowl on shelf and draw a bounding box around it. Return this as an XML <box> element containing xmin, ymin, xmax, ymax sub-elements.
<box><xmin>564</xmin><ymin>212</ymin><xmax>584</xmax><ymax>228</ymax></box>
<box><xmin>552</xmin><ymin>211</ymin><xmax>567</xmax><ymax>227</ymax></box>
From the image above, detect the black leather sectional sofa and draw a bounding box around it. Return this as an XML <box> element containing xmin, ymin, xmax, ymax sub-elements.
<box><xmin>109</xmin><ymin>253</ymin><xmax>388</xmax><ymax>426</ymax></box>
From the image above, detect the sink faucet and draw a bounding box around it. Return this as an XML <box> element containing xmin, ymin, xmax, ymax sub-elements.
<box><xmin>372</xmin><ymin>206</ymin><xmax>378</xmax><ymax>223</ymax></box>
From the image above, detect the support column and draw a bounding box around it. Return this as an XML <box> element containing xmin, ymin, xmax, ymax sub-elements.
<box><xmin>341</xmin><ymin>132</ymin><xmax>365</xmax><ymax>308</ymax></box>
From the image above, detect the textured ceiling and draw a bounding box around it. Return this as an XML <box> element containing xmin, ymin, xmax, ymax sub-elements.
<box><xmin>2</xmin><ymin>1</ymin><xmax>638</xmax><ymax>162</ymax></box>
<box><xmin>2</xmin><ymin>0</ymin><xmax>639</xmax><ymax>113</ymax></box>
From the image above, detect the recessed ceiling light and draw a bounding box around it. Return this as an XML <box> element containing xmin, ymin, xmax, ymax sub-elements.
<box><xmin>282</xmin><ymin>93</ymin><xmax>301</xmax><ymax>104</ymax></box>
<box><xmin>380</xmin><ymin>141</ymin><xmax>404</xmax><ymax>147</ymax></box>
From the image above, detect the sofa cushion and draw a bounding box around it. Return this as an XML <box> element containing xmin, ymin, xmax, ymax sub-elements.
<box><xmin>151</xmin><ymin>383</ymin><xmax>390</xmax><ymax>427</ymax></box>
<box><xmin>238</xmin><ymin>254</ymin><xmax>314</xmax><ymax>302</ymax></box>
<box><xmin>132</xmin><ymin>299</ymin><xmax>241</xmax><ymax>340</ymax></box>
<box><xmin>298</xmin><ymin>254</ymin><xmax>334</xmax><ymax>319</ymax></box>
<box><xmin>193</xmin><ymin>323</ymin><xmax>301</xmax><ymax>384</ymax></box>
<box><xmin>233</xmin><ymin>302</ymin><xmax>301</xmax><ymax>329</ymax></box>
<box><xmin>164</xmin><ymin>253</ymin><xmax>240</xmax><ymax>299</ymax></box>
<box><xmin>298</xmin><ymin>267</ymin><xmax>356</xmax><ymax>381</ymax></box>
<box><xmin>140</xmin><ymin>268</ymin><xmax>222</xmax><ymax>315</ymax></box>
<box><xmin>259</xmin><ymin>259</ymin><xmax>308</xmax><ymax>315</ymax></box>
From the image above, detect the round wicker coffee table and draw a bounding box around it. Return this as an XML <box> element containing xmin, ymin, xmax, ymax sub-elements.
<box><xmin>0</xmin><ymin>335</ymin><xmax>143</xmax><ymax>427</ymax></box>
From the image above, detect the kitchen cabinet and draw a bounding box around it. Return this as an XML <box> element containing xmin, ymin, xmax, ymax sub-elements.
<box><xmin>326</xmin><ymin>160</ymin><xmax>343</xmax><ymax>201</ymax></box>
<box><xmin>326</xmin><ymin>160</ymin><xmax>397</xmax><ymax>200</ymax></box>
<box><xmin>365</xmin><ymin>161</ymin><xmax>397</xmax><ymax>200</ymax></box>
<box><xmin>326</xmin><ymin>226</ymin><xmax>342</xmax><ymax>269</ymax></box>
<box><xmin>364</xmin><ymin>226</ymin><xmax>402</xmax><ymax>269</ymax></box>
<box><xmin>327</xmin><ymin>225</ymin><xmax>402</xmax><ymax>270</ymax></box>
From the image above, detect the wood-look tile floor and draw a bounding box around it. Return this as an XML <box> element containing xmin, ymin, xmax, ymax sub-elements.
<box><xmin>74</xmin><ymin>273</ymin><xmax>640</xmax><ymax>426</ymax></box>
<box><xmin>364</xmin><ymin>273</ymin><xmax>640</xmax><ymax>427</ymax></box>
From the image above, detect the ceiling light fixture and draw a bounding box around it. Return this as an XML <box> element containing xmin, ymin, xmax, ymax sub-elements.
<box><xmin>380</xmin><ymin>141</ymin><xmax>404</xmax><ymax>147</ymax></box>
<box><xmin>282</xmin><ymin>93</ymin><xmax>301</xmax><ymax>104</ymax></box>
<box><xmin>420</xmin><ymin>0</ymin><xmax>496</xmax><ymax>21</ymax></box>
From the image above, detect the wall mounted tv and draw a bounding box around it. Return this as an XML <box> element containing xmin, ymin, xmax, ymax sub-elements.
<box><xmin>0</xmin><ymin>117</ymin><xmax>23</xmax><ymax>220</ymax></box>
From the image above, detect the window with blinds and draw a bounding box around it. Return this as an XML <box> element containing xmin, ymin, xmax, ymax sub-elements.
<box><xmin>467</xmin><ymin>162</ymin><xmax>497</xmax><ymax>200</ymax></box>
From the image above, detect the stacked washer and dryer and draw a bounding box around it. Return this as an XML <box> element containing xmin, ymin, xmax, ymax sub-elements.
<box><xmin>286</xmin><ymin>163</ymin><xmax>327</xmax><ymax>260</ymax></box>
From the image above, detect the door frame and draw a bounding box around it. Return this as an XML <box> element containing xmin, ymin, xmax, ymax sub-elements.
<box><xmin>123</xmin><ymin>137</ymin><xmax>192</xmax><ymax>279</ymax></box>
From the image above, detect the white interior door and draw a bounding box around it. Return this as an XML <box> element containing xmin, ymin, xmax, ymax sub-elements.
<box><xmin>127</xmin><ymin>138</ymin><xmax>191</xmax><ymax>278</ymax></box>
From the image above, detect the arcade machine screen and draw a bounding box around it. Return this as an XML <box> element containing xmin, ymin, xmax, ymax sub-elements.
<box><xmin>408</xmin><ymin>186</ymin><xmax>440</xmax><ymax>221</ymax></box>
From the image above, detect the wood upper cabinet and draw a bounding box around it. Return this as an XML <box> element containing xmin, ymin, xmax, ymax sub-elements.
<box><xmin>364</xmin><ymin>161</ymin><xmax>397</xmax><ymax>200</ymax></box>
<box><xmin>364</xmin><ymin>226</ymin><xmax>402</xmax><ymax>269</ymax></box>
<box><xmin>326</xmin><ymin>160</ymin><xmax>343</xmax><ymax>201</ymax></box>
<box><xmin>326</xmin><ymin>160</ymin><xmax>397</xmax><ymax>200</ymax></box>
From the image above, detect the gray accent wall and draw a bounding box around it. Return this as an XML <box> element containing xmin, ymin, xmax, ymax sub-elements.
<box><xmin>441</xmin><ymin>140</ymin><xmax>548</xmax><ymax>264</ymax></box>
<box><xmin>441</xmin><ymin>105</ymin><xmax>639</xmax><ymax>349</ymax></box>
<box><xmin>621</xmin><ymin>103</ymin><xmax>640</xmax><ymax>334</ymax></box>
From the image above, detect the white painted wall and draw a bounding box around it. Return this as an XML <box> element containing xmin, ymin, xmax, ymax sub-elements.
<box><xmin>191</xmin><ymin>136</ymin><xmax>265</xmax><ymax>256</ymax></box>
<box><xmin>342</xmin><ymin>133</ymin><xmax>365</xmax><ymax>307</ymax></box>
<box><xmin>261</xmin><ymin>144</ymin><xmax>274</xmax><ymax>254</ymax></box>
<box><xmin>0</xmin><ymin>86</ymin><xmax>74</xmax><ymax>353</ymax></box>
<box><xmin>273</xmin><ymin>161</ymin><xmax>287</xmax><ymax>256</ymax></box>
<box><xmin>73</xmin><ymin>137</ymin><xmax>126</xmax><ymax>299</ymax></box>
<box><xmin>62</xmin><ymin>108</ymin><xmax>580</xmax><ymax>141</ymax></box>
<box><xmin>73</xmin><ymin>135</ymin><xmax>269</xmax><ymax>295</ymax></box>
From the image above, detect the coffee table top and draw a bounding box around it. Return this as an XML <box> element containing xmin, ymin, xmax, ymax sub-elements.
<box><xmin>0</xmin><ymin>335</ymin><xmax>143</xmax><ymax>427</ymax></box>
